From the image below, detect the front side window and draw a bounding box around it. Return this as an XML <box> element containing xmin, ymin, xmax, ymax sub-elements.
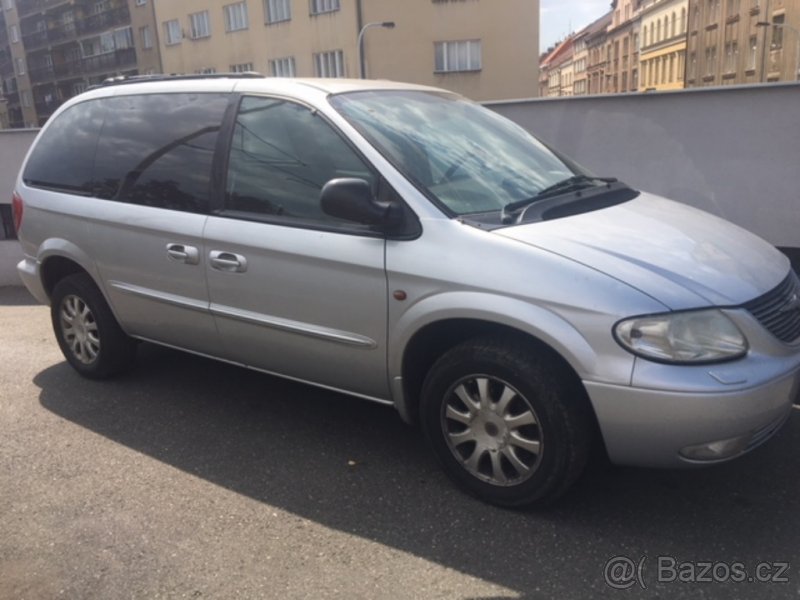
<box><xmin>434</xmin><ymin>40</ymin><xmax>482</xmax><ymax>73</ymax></box>
<box><xmin>163</xmin><ymin>19</ymin><xmax>181</xmax><ymax>45</ymax></box>
<box><xmin>266</xmin><ymin>0</ymin><xmax>291</xmax><ymax>23</ymax></box>
<box><xmin>225</xmin><ymin>95</ymin><xmax>374</xmax><ymax>225</ymax></box>
<box><xmin>92</xmin><ymin>93</ymin><xmax>229</xmax><ymax>213</ymax></box>
<box><xmin>224</xmin><ymin>2</ymin><xmax>249</xmax><ymax>32</ymax></box>
<box><xmin>190</xmin><ymin>11</ymin><xmax>211</xmax><ymax>39</ymax></box>
<box><xmin>330</xmin><ymin>91</ymin><xmax>586</xmax><ymax>218</ymax></box>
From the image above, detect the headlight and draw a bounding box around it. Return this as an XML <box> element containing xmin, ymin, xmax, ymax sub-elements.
<box><xmin>614</xmin><ymin>309</ymin><xmax>748</xmax><ymax>364</ymax></box>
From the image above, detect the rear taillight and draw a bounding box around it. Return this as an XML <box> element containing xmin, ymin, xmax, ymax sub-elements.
<box><xmin>11</xmin><ymin>191</ymin><xmax>23</xmax><ymax>235</ymax></box>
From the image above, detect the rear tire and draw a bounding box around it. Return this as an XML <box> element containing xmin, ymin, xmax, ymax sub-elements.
<box><xmin>51</xmin><ymin>273</ymin><xmax>136</xmax><ymax>379</ymax></box>
<box><xmin>420</xmin><ymin>337</ymin><xmax>592</xmax><ymax>508</ymax></box>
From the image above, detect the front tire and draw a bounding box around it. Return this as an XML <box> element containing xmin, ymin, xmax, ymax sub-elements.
<box><xmin>420</xmin><ymin>337</ymin><xmax>592</xmax><ymax>508</ymax></box>
<box><xmin>51</xmin><ymin>273</ymin><xmax>136</xmax><ymax>379</ymax></box>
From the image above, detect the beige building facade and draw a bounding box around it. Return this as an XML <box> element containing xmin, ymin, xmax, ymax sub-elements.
<box><xmin>687</xmin><ymin>0</ymin><xmax>800</xmax><ymax>87</ymax></box>
<box><xmin>153</xmin><ymin>0</ymin><xmax>539</xmax><ymax>101</ymax></box>
<box><xmin>640</xmin><ymin>0</ymin><xmax>688</xmax><ymax>91</ymax></box>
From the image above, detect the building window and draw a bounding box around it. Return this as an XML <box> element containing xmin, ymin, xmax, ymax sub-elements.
<box><xmin>748</xmin><ymin>35</ymin><xmax>758</xmax><ymax>69</ymax></box>
<box><xmin>269</xmin><ymin>56</ymin><xmax>296</xmax><ymax>76</ymax></box>
<box><xmin>15</xmin><ymin>57</ymin><xmax>25</xmax><ymax>75</ymax></box>
<box><xmin>135</xmin><ymin>0</ymin><xmax>146</xmax><ymax>5</ymax></box>
<box><xmin>310</xmin><ymin>0</ymin><xmax>340</xmax><ymax>15</ymax></box>
<box><xmin>72</xmin><ymin>81</ymin><xmax>88</xmax><ymax>95</ymax></box>
<box><xmin>224</xmin><ymin>2</ymin><xmax>249</xmax><ymax>32</ymax></box>
<box><xmin>163</xmin><ymin>19</ymin><xmax>181</xmax><ymax>45</ymax></box>
<box><xmin>190</xmin><ymin>11</ymin><xmax>211</xmax><ymax>39</ymax></box>
<box><xmin>140</xmin><ymin>25</ymin><xmax>153</xmax><ymax>49</ymax></box>
<box><xmin>230</xmin><ymin>62</ymin><xmax>254</xmax><ymax>73</ymax></box>
<box><xmin>689</xmin><ymin>51</ymin><xmax>697</xmax><ymax>78</ymax></box>
<box><xmin>705</xmin><ymin>46</ymin><xmax>717</xmax><ymax>75</ymax></box>
<box><xmin>434</xmin><ymin>40</ymin><xmax>482</xmax><ymax>73</ymax></box>
<box><xmin>771</xmin><ymin>14</ymin><xmax>784</xmax><ymax>49</ymax></box>
<box><xmin>10</xmin><ymin>23</ymin><xmax>18</xmax><ymax>43</ymax></box>
<box><xmin>724</xmin><ymin>40</ymin><xmax>738</xmax><ymax>72</ymax></box>
<box><xmin>197</xmin><ymin>67</ymin><xmax>217</xmax><ymax>74</ymax></box>
<box><xmin>314</xmin><ymin>50</ymin><xmax>345</xmax><ymax>77</ymax></box>
<box><xmin>266</xmin><ymin>0</ymin><xmax>291</xmax><ymax>23</ymax></box>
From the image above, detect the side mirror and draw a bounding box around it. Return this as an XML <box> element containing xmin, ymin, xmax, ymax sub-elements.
<box><xmin>320</xmin><ymin>178</ymin><xmax>403</xmax><ymax>228</ymax></box>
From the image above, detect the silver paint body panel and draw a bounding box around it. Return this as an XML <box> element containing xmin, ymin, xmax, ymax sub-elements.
<box><xmin>15</xmin><ymin>77</ymin><xmax>800</xmax><ymax>468</ymax></box>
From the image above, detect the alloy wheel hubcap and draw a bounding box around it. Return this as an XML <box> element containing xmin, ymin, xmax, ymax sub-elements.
<box><xmin>441</xmin><ymin>376</ymin><xmax>542</xmax><ymax>486</ymax></box>
<box><xmin>60</xmin><ymin>295</ymin><xmax>100</xmax><ymax>365</ymax></box>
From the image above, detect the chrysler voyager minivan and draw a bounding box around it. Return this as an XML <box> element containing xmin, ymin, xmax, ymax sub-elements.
<box><xmin>14</xmin><ymin>75</ymin><xmax>800</xmax><ymax>506</ymax></box>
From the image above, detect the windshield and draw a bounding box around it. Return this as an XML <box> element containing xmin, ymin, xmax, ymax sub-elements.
<box><xmin>329</xmin><ymin>91</ymin><xmax>589</xmax><ymax>217</ymax></box>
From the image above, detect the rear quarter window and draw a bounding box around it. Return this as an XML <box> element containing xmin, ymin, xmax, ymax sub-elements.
<box><xmin>23</xmin><ymin>99</ymin><xmax>106</xmax><ymax>194</ymax></box>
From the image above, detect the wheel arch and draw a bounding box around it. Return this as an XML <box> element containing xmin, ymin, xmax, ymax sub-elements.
<box><xmin>37</xmin><ymin>239</ymin><xmax>100</xmax><ymax>299</ymax></box>
<box><xmin>391</xmin><ymin>293</ymin><xmax>600</xmax><ymax>426</ymax></box>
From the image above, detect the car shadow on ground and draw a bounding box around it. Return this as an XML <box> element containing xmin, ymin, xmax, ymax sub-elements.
<box><xmin>35</xmin><ymin>343</ymin><xmax>800</xmax><ymax>598</ymax></box>
<box><xmin>0</xmin><ymin>286</ymin><xmax>37</xmax><ymax>306</ymax></box>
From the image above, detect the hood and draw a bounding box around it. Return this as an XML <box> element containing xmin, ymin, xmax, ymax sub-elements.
<box><xmin>495</xmin><ymin>193</ymin><xmax>789</xmax><ymax>310</ymax></box>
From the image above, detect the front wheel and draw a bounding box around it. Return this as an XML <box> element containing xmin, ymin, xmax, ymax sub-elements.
<box><xmin>420</xmin><ymin>337</ymin><xmax>592</xmax><ymax>507</ymax></box>
<box><xmin>50</xmin><ymin>273</ymin><xmax>137</xmax><ymax>379</ymax></box>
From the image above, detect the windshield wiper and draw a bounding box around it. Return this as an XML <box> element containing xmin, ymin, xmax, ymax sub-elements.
<box><xmin>501</xmin><ymin>175</ymin><xmax>618</xmax><ymax>224</ymax></box>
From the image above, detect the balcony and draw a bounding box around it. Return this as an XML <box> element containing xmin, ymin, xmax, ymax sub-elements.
<box><xmin>75</xmin><ymin>7</ymin><xmax>130</xmax><ymax>37</ymax></box>
<box><xmin>28</xmin><ymin>64</ymin><xmax>55</xmax><ymax>84</ymax></box>
<box><xmin>17</xmin><ymin>0</ymin><xmax>72</xmax><ymax>19</ymax></box>
<box><xmin>21</xmin><ymin>29</ymin><xmax>50</xmax><ymax>51</ymax></box>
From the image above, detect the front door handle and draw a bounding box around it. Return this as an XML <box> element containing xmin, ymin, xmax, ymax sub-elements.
<box><xmin>166</xmin><ymin>243</ymin><xmax>199</xmax><ymax>265</ymax></box>
<box><xmin>209</xmin><ymin>250</ymin><xmax>248</xmax><ymax>273</ymax></box>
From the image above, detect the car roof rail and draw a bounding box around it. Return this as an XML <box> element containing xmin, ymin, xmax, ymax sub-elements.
<box><xmin>89</xmin><ymin>72</ymin><xmax>264</xmax><ymax>90</ymax></box>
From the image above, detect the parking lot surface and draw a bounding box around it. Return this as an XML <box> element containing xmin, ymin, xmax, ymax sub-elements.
<box><xmin>1</xmin><ymin>286</ymin><xmax>799</xmax><ymax>599</ymax></box>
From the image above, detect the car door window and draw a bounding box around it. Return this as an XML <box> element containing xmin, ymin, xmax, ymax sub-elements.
<box><xmin>93</xmin><ymin>93</ymin><xmax>230</xmax><ymax>213</ymax></box>
<box><xmin>225</xmin><ymin>95</ymin><xmax>375</xmax><ymax>225</ymax></box>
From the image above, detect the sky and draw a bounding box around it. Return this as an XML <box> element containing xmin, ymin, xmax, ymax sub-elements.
<box><xmin>540</xmin><ymin>0</ymin><xmax>612</xmax><ymax>53</ymax></box>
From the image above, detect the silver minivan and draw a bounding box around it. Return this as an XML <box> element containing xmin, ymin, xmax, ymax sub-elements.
<box><xmin>14</xmin><ymin>76</ymin><xmax>800</xmax><ymax>506</ymax></box>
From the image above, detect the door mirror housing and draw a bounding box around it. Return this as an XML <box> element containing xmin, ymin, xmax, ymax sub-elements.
<box><xmin>321</xmin><ymin>178</ymin><xmax>403</xmax><ymax>229</ymax></box>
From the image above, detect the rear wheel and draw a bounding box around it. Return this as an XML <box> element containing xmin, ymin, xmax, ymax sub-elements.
<box><xmin>51</xmin><ymin>273</ymin><xmax>136</xmax><ymax>379</ymax></box>
<box><xmin>420</xmin><ymin>337</ymin><xmax>592</xmax><ymax>507</ymax></box>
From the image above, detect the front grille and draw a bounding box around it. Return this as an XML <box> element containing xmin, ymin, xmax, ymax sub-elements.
<box><xmin>742</xmin><ymin>271</ymin><xmax>800</xmax><ymax>343</ymax></box>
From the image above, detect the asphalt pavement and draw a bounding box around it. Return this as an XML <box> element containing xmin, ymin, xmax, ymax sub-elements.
<box><xmin>2</xmin><ymin>286</ymin><xmax>800</xmax><ymax>599</ymax></box>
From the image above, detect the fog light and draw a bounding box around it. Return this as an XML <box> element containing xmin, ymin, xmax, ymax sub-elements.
<box><xmin>680</xmin><ymin>434</ymin><xmax>752</xmax><ymax>461</ymax></box>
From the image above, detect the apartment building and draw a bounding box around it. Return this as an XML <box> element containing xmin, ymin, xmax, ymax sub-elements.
<box><xmin>586</xmin><ymin>13</ymin><xmax>613</xmax><ymax>93</ymax></box>
<box><xmin>640</xmin><ymin>0</ymin><xmax>688</xmax><ymax>91</ymax></box>
<box><xmin>0</xmin><ymin>0</ymin><xmax>160</xmax><ymax>128</ymax></box>
<box><xmin>153</xmin><ymin>0</ymin><xmax>539</xmax><ymax>101</ymax></box>
<box><xmin>539</xmin><ymin>35</ymin><xmax>574</xmax><ymax>97</ymax></box>
<box><xmin>605</xmin><ymin>0</ymin><xmax>642</xmax><ymax>93</ymax></box>
<box><xmin>572</xmin><ymin>14</ymin><xmax>612</xmax><ymax>95</ymax></box>
<box><xmin>687</xmin><ymin>0</ymin><xmax>800</xmax><ymax>87</ymax></box>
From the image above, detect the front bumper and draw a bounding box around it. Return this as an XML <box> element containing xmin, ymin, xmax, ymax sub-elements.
<box><xmin>585</xmin><ymin>367</ymin><xmax>799</xmax><ymax>468</ymax></box>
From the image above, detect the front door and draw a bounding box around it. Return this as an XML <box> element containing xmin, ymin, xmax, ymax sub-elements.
<box><xmin>204</xmin><ymin>95</ymin><xmax>389</xmax><ymax>399</ymax></box>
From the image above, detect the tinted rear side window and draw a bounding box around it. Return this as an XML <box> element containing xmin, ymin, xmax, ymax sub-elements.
<box><xmin>23</xmin><ymin>100</ymin><xmax>106</xmax><ymax>194</ymax></box>
<box><xmin>93</xmin><ymin>93</ymin><xmax>229</xmax><ymax>213</ymax></box>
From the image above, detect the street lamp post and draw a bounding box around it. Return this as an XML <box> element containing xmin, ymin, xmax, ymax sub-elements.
<box><xmin>756</xmin><ymin>21</ymin><xmax>800</xmax><ymax>81</ymax></box>
<box><xmin>358</xmin><ymin>21</ymin><xmax>396</xmax><ymax>79</ymax></box>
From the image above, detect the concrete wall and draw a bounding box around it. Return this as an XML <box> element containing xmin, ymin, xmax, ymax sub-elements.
<box><xmin>1</xmin><ymin>84</ymin><xmax>798</xmax><ymax>286</ymax></box>
<box><xmin>487</xmin><ymin>82</ymin><xmax>800</xmax><ymax>250</ymax></box>
<box><xmin>0</xmin><ymin>129</ymin><xmax>37</xmax><ymax>286</ymax></box>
